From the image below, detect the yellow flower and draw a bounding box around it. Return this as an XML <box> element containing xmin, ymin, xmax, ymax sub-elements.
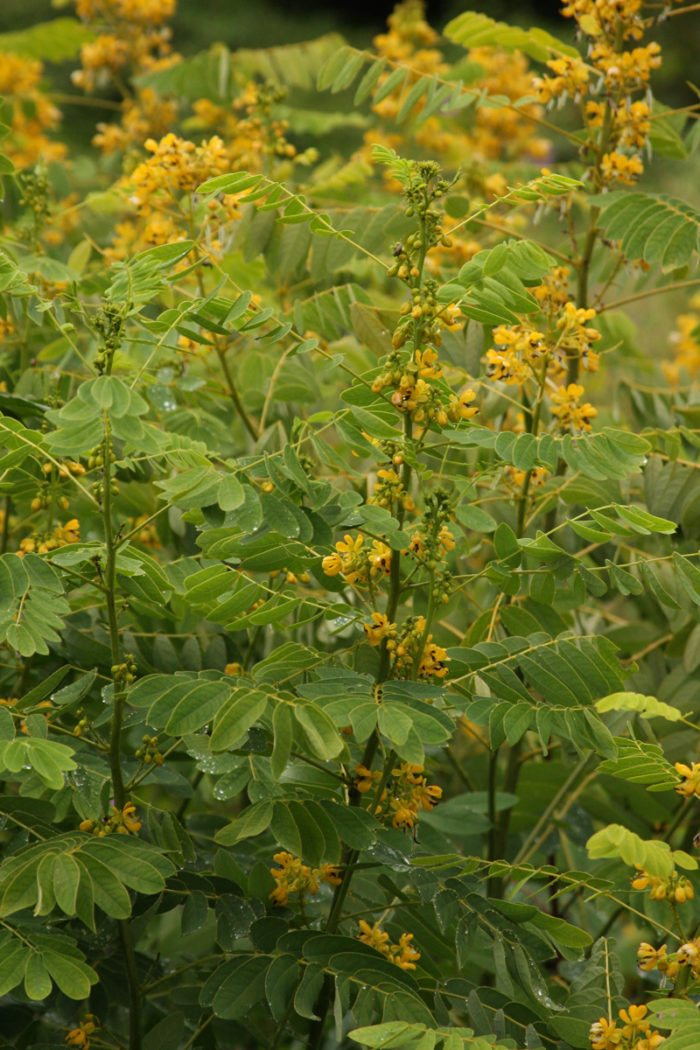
<box><xmin>389</xmin><ymin>931</ymin><xmax>421</xmax><ymax>970</ymax></box>
<box><xmin>363</xmin><ymin>612</ymin><xmax>397</xmax><ymax>647</ymax></box>
<box><xmin>65</xmin><ymin>1018</ymin><xmax>96</xmax><ymax>1049</ymax></box>
<box><xmin>550</xmin><ymin>383</ymin><xmax>597</xmax><ymax>432</ymax></box>
<box><xmin>637</xmin><ymin>942</ymin><xmax>665</xmax><ymax>972</ymax></box>
<box><xmin>600</xmin><ymin>150</ymin><xmax>644</xmax><ymax>186</ymax></box>
<box><xmin>112</xmin><ymin>802</ymin><xmax>142</xmax><ymax>835</ymax></box>
<box><xmin>618</xmin><ymin>1004</ymin><xmax>650</xmax><ymax>1041</ymax></box>
<box><xmin>588</xmin><ymin>1017</ymin><xmax>621</xmax><ymax>1050</ymax></box>
<box><xmin>391</xmin><ymin>804</ymin><xmax>416</xmax><ymax>830</ymax></box>
<box><xmin>357</xmin><ymin>919</ymin><xmax>421</xmax><ymax>969</ymax></box>
<box><xmin>358</xmin><ymin>919</ymin><xmax>391</xmax><ymax>952</ymax></box>
<box><xmin>675</xmin><ymin>760</ymin><xmax>700</xmax><ymax>797</ymax></box>
<box><xmin>354</xmin><ymin>764</ymin><xmax>382</xmax><ymax>794</ymax></box>
<box><xmin>420</xmin><ymin>783</ymin><xmax>442</xmax><ymax>811</ymax></box>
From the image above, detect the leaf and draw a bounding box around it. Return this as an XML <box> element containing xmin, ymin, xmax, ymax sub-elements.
<box><xmin>129</xmin><ymin>673</ymin><xmax>232</xmax><ymax>736</ymax></box>
<box><xmin>597</xmin><ymin>738</ymin><xmax>679</xmax><ymax>790</ymax></box>
<box><xmin>444</xmin><ymin>10</ymin><xmax>578</xmax><ymax>61</ymax></box>
<box><xmin>271</xmin><ymin>702</ymin><xmax>293</xmax><ymax>779</ymax></box>
<box><xmin>597</xmin><ymin>192</ymin><xmax>700</xmax><ymax>271</ymax></box>
<box><xmin>294</xmin><ymin>704</ymin><xmax>345</xmax><ymax>760</ymax></box>
<box><xmin>52</xmin><ymin>853</ymin><xmax>79</xmax><ymax>916</ymax></box>
<box><xmin>0</xmin><ymin>17</ymin><xmax>94</xmax><ymax>61</ymax></box>
<box><xmin>595</xmin><ymin>692</ymin><xmax>682</xmax><ymax>722</ymax></box>
<box><xmin>24</xmin><ymin>951</ymin><xmax>51</xmax><ymax>1000</ymax></box>
<box><xmin>586</xmin><ymin>825</ymin><xmax>696</xmax><ymax>876</ymax></box>
<box><xmin>43</xmin><ymin>950</ymin><xmax>97</xmax><ymax>1000</ymax></box>
<box><xmin>673</xmin><ymin>553</ymin><xmax>700</xmax><ymax>604</ymax></box>
<box><xmin>215</xmin><ymin>800</ymin><xmax>274</xmax><ymax>846</ymax></box>
<box><xmin>210</xmin><ymin>688</ymin><xmax>267</xmax><ymax>751</ymax></box>
<box><xmin>0</xmin><ymin>941</ymin><xmax>28</xmax><ymax>996</ymax></box>
<box><xmin>208</xmin><ymin>955</ymin><xmax>269</xmax><ymax>1019</ymax></box>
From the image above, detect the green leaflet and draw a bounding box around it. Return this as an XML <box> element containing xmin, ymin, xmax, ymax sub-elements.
<box><xmin>596</xmin><ymin>191</ymin><xmax>700</xmax><ymax>271</ymax></box>
<box><xmin>0</xmin><ymin>834</ymin><xmax>175</xmax><ymax>921</ymax></box>
<box><xmin>444</xmin><ymin>10</ymin><xmax>578</xmax><ymax>61</ymax></box>
<box><xmin>586</xmin><ymin>825</ymin><xmax>696</xmax><ymax>877</ymax></box>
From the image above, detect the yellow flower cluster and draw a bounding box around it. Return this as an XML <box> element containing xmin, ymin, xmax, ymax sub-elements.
<box><xmin>534</xmin><ymin>0</ymin><xmax>663</xmax><ymax>186</ymax></box>
<box><xmin>269</xmin><ymin>852</ymin><xmax>341</xmax><ymax>907</ymax></box>
<box><xmin>368</xmin><ymin>468</ymin><xmax>415</xmax><ymax>512</ymax></box>
<box><xmin>354</xmin><ymin>761</ymin><xmax>442</xmax><ymax>831</ymax></box>
<box><xmin>637</xmin><ymin>940</ymin><xmax>680</xmax><ymax>979</ymax></box>
<box><xmin>600</xmin><ymin>151</ymin><xmax>644</xmax><ymax>186</ymax></box>
<box><xmin>550</xmin><ymin>383</ymin><xmax>597</xmax><ymax>433</ymax></box>
<box><xmin>631</xmin><ymin>865</ymin><xmax>695</xmax><ymax>903</ymax></box>
<box><xmin>357</xmin><ymin>919</ymin><xmax>421</xmax><ymax>970</ymax></box>
<box><xmin>73</xmin><ymin>0</ymin><xmax>179</xmax><ymax>132</ymax></box>
<box><xmin>589</xmin><ymin>1005</ymin><xmax>663</xmax><ymax>1050</ymax></box>
<box><xmin>674</xmin><ymin>759</ymin><xmax>700</xmax><ymax>797</ymax></box>
<box><xmin>191</xmin><ymin>80</ymin><xmax>299</xmax><ymax>173</ymax></box>
<box><xmin>0</xmin><ymin>53</ymin><xmax>64</xmax><ymax>168</ymax></box>
<box><xmin>639</xmin><ymin>935</ymin><xmax>700</xmax><ymax>985</ymax></box>
<box><xmin>322</xmin><ymin>533</ymin><xmax>392</xmax><ymax>587</ymax></box>
<box><xmin>486</xmin><ymin>326</ymin><xmax>547</xmax><ymax>385</ymax></box>
<box><xmin>386</xmin><ymin>614</ymin><xmax>450</xmax><ymax>679</ymax></box>
<box><xmin>361</xmin><ymin>0</ymin><xmax>548</xmax><ymax>191</ymax></box>
<box><xmin>94</xmin><ymin>88</ymin><xmax>178</xmax><ymax>156</ymax></box>
<box><xmin>555</xmin><ymin>302</ymin><xmax>601</xmax><ymax>373</ymax></box>
<box><xmin>107</xmin><ymin>132</ymin><xmax>238</xmax><ymax>260</ymax></box>
<box><xmin>505</xmin><ymin>465</ymin><xmax>548</xmax><ymax>492</ymax></box>
<box><xmin>485</xmin><ymin>295</ymin><xmax>600</xmax><ymax>394</ymax></box>
<box><xmin>533</xmin><ymin>266</ymin><xmax>573</xmax><ymax>311</ymax></box>
<box><xmin>128</xmin><ymin>132</ymin><xmax>231</xmax><ymax>209</ymax></box>
<box><xmin>73</xmin><ymin>0</ymin><xmax>181</xmax><ymax>154</ymax></box>
<box><xmin>79</xmin><ymin>801</ymin><xmax>142</xmax><ymax>836</ymax></box>
<box><xmin>372</xmin><ymin>345</ymin><xmax>478</xmax><ymax>429</ymax></box>
<box><xmin>405</xmin><ymin>523</ymin><xmax>455</xmax><ymax>562</ymax></box>
<box><xmin>467</xmin><ymin>47</ymin><xmax>550</xmax><ymax>165</ymax></box>
<box><xmin>75</xmin><ymin>0</ymin><xmax>175</xmax><ymax>22</ymax></box>
<box><xmin>18</xmin><ymin>518</ymin><xmax>81</xmax><ymax>556</ymax></box>
<box><xmin>663</xmin><ymin>298</ymin><xmax>700</xmax><ymax>385</ymax></box>
<box><xmin>65</xmin><ymin>1015</ymin><xmax>98</xmax><ymax>1049</ymax></box>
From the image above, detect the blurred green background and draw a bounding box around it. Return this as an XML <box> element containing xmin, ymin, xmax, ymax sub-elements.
<box><xmin>0</xmin><ymin>0</ymin><xmax>693</xmax><ymax>113</ymax></box>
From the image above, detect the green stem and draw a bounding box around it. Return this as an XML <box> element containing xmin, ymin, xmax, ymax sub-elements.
<box><xmin>486</xmin><ymin>748</ymin><xmax>498</xmax><ymax>888</ymax></box>
<box><xmin>117</xmin><ymin>920</ymin><xmax>143</xmax><ymax>1050</ymax></box>
<box><xmin>103</xmin><ymin>416</ymin><xmax>126</xmax><ymax>812</ymax></box>
<box><xmin>101</xmin><ymin>358</ymin><xmax>141</xmax><ymax>1050</ymax></box>
<box><xmin>215</xmin><ymin>342</ymin><xmax>260</xmax><ymax>442</ymax></box>
<box><xmin>512</xmin><ymin>754</ymin><xmax>595</xmax><ymax>866</ymax></box>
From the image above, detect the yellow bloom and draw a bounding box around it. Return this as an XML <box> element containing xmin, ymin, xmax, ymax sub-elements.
<box><xmin>389</xmin><ymin>931</ymin><xmax>421</xmax><ymax>970</ymax></box>
<box><xmin>675</xmin><ymin>760</ymin><xmax>700</xmax><ymax>797</ymax></box>
<box><xmin>550</xmin><ymin>384</ymin><xmax>597</xmax><ymax>432</ymax></box>
<box><xmin>65</xmin><ymin>1017</ymin><xmax>96</xmax><ymax>1049</ymax></box>
<box><xmin>358</xmin><ymin>919</ymin><xmax>391</xmax><ymax>952</ymax></box>
<box><xmin>363</xmin><ymin>612</ymin><xmax>397</xmax><ymax>647</ymax></box>
<box><xmin>589</xmin><ymin>1017</ymin><xmax>621</xmax><ymax>1050</ymax></box>
<box><xmin>600</xmin><ymin>150</ymin><xmax>644</xmax><ymax>186</ymax></box>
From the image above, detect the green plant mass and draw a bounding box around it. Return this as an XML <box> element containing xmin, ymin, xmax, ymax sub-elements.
<box><xmin>1</xmin><ymin>0</ymin><xmax>700</xmax><ymax>1048</ymax></box>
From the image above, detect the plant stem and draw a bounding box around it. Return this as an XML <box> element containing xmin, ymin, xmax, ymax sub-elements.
<box><xmin>101</xmin><ymin>356</ymin><xmax>141</xmax><ymax>1050</ymax></box>
<box><xmin>117</xmin><ymin>919</ymin><xmax>143</xmax><ymax>1050</ymax></box>
<box><xmin>215</xmin><ymin>342</ymin><xmax>260</xmax><ymax>442</ymax></box>
<box><xmin>513</xmin><ymin>754</ymin><xmax>595</xmax><ymax>866</ymax></box>
<box><xmin>102</xmin><ymin>416</ymin><xmax>127</xmax><ymax>812</ymax></box>
<box><xmin>488</xmin><ymin>740</ymin><xmax>523</xmax><ymax>899</ymax></box>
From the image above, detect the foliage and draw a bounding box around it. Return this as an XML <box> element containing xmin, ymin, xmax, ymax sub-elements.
<box><xmin>0</xmin><ymin>1</ymin><xmax>699</xmax><ymax>1049</ymax></box>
